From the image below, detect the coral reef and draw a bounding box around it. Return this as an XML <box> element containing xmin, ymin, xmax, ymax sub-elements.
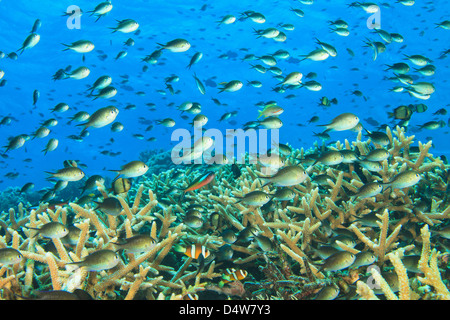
<box><xmin>0</xmin><ymin>126</ymin><xmax>449</xmax><ymax>300</ymax></box>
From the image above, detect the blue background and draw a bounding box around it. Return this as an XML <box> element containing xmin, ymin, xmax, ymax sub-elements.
<box><xmin>0</xmin><ymin>0</ymin><xmax>449</xmax><ymax>192</ymax></box>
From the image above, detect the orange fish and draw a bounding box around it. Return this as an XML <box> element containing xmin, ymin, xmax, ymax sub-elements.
<box><xmin>183</xmin><ymin>171</ymin><xmax>215</xmax><ymax>192</ymax></box>
<box><xmin>174</xmin><ymin>243</ymin><xmax>210</xmax><ymax>259</ymax></box>
<box><xmin>221</xmin><ymin>268</ymin><xmax>248</xmax><ymax>284</ymax></box>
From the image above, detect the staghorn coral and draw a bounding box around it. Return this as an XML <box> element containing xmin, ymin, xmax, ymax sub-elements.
<box><xmin>0</xmin><ymin>125</ymin><xmax>449</xmax><ymax>300</ymax></box>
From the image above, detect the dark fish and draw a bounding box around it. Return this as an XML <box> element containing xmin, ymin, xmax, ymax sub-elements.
<box><xmin>231</xmin><ymin>164</ymin><xmax>241</xmax><ymax>179</ymax></box>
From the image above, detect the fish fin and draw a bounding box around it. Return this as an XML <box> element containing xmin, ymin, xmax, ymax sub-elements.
<box><xmin>173</xmin><ymin>244</ymin><xmax>185</xmax><ymax>253</ymax></box>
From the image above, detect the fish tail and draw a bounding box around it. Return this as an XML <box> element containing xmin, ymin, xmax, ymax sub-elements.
<box><xmin>173</xmin><ymin>244</ymin><xmax>185</xmax><ymax>253</ymax></box>
<box><xmin>257</xmin><ymin>110</ymin><xmax>264</xmax><ymax>119</ymax></box>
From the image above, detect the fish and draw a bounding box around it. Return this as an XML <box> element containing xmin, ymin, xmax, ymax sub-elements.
<box><xmin>65</xmin><ymin>66</ymin><xmax>90</xmax><ymax>80</ymax></box>
<box><xmin>66</xmin><ymin>249</ymin><xmax>120</xmax><ymax>271</ymax></box>
<box><xmin>193</xmin><ymin>73</ymin><xmax>206</xmax><ymax>94</ymax></box>
<box><xmin>112</xmin><ymin>234</ymin><xmax>156</xmax><ymax>253</ymax></box>
<box><xmin>383</xmin><ymin>170</ymin><xmax>421</xmax><ymax>189</ymax></box>
<box><xmin>221</xmin><ymin>229</ymin><xmax>237</xmax><ymax>244</ymax></box>
<box><xmin>271</xmin><ymin>187</ymin><xmax>296</xmax><ymax>201</ymax></box>
<box><xmin>388</xmin><ymin>105</ymin><xmax>413</xmax><ymax>120</ymax></box>
<box><xmin>220</xmin><ymin>268</ymin><xmax>248</xmax><ymax>285</ymax></box>
<box><xmin>157</xmin><ymin>38</ymin><xmax>190</xmax><ymax>52</ymax></box>
<box><xmin>87</xmin><ymin>75</ymin><xmax>113</xmax><ymax>94</ymax></box>
<box><xmin>91</xmin><ymin>86</ymin><xmax>117</xmax><ymax>100</ymax></box>
<box><xmin>62</xmin><ymin>40</ymin><xmax>95</xmax><ymax>53</ymax></box>
<box><xmin>94</xmin><ymin>197</ymin><xmax>123</xmax><ymax>216</ymax></box>
<box><xmin>156</xmin><ymin>118</ymin><xmax>176</xmax><ymax>127</ymax></box>
<box><xmin>42</xmin><ymin>138</ymin><xmax>58</xmax><ymax>155</ymax></box>
<box><xmin>108</xmin><ymin>160</ymin><xmax>149</xmax><ymax>181</ymax></box>
<box><xmin>187</xmin><ymin>52</ymin><xmax>203</xmax><ymax>69</ymax></box>
<box><xmin>17</xmin><ymin>33</ymin><xmax>40</xmax><ymax>55</ymax></box>
<box><xmin>88</xmin><ymin>1</ymin><xmax>113</xmax><ymax>22</ymax></box>
<box><xmin>19</xmin><ymin>182</ymin><xmax>35</xmax><ymax>194</ymax></box>
<box><xmin>318</xmin><ymin>251</ymin><xmax>356</xmax><ymax>272</ymax></box>
<box><xmin>3</xmin><ymin>135</ymin><xmax>27</xmax><ymax>153</ymax></box>
<box><xmin>173</xmin><ymin>243</ymin><xmax>210</xmax><ymax>259</ymax></box>
<box><xmin>234</xmin><ymin>190</ymin><xmax>272</xmax><ymax>206</ymax></box>
<box><xmin>181</xmin><ymin>172</ymin><xmax>215</xmax><ymax>193</ymax></box>
<box><xmin>110</xmin><ymin>19</ymin><xmax>139</xmax><ymax>33</ymax></box>
<box><xmin>61</xmin><ymin>226</ymin><xmax>82</xmax><ymax>246</ymax></box>
<box><xmin>318</xmin><ymin>113</ymin><xmax>360</xmax><ymax>132</ymax></box>
<box><xmin>28</xmin><ymin>222</ymin><xmax>69</xmax><ymax>239</ymax></box>
<box><xmin>364</xmin><ymin>129</ymin><xmax>390</xmax><ymax>146</ymax></box>
<box><xmin>0</xmin><ymin>248</ymin><xmax>23</xmax><ymax>265</ymax></box>
<box><xmin>314</xmin><ymin>38</ymin><xmax>337</xmax><ymax>57</ymax></box>
<box><xmin>253</xmin><ymin>27</ymin><xmax>279</xmax><ymax>39</ymax></box>
<box><xmin>362</xmin><ymin>148</ymin><xmax>390</xmax><ymax>162</ymax></box>
<box><xmin>312</xmin><ymin>151</ymin><xmax>344</xmax><ymax>166</ymax></box>
<box><xmin>277</xmin><ymin>72</ymin><xmax>302</xmax><ymax>86</ymax></box>
<box><xmin>351</xmin><ymin>251</ymin><xmax>377</xmax><ymax>268</ymax></box>
<box><xmin>30</xmin><ymin>19</ymin><xmax>42</xmax><ymax>33</ymax></box>
<box><xmin>351</xmin><ymin>182</ymin><xmax>384</xmax><ymax>199</ymax></box>
<box><xmin>315</xmin><ymin>285</ymin><xmax>340</xmax><ymax>300</ymax></box>
<box><xmin>257</xmin><ymin>116</ymin><xmax>283</xmax><ymax>129</ymax></box>
<box><xmin>217</xmin><ymin>14</ymin><xmax>236</xmax><ymax>25</ymax></box>
<box><xmin>251</xmin><ymin>231</ymin><xmax>274</xmax><ymax>252</ymax></box>
<box><xmin>184</xmin><ymin>215</ymin><xmax>203</xmax><ymax>229</ymax></box>
<box><xmin>76</xmin><ymin>106</ymin><xmax>119</xmax><ymax>130</ymax></box>
<box><xmin>218</xmin><ymin>80</ymin><xmax>243</xmax><ymax>93</ymax></box>
<box><xmin>45</xmin><ymin>167</ymin><xmax>85</xmax><ymax>181</ymax></box>
<box><xmin>257</xmin><ymin>165</ymin><xmax>308</xmax><ymax>187</ymax></box>
<box><xmin>32</xmin><ymin>89</ymin><xmax>40</xmax><ymax>106</ymax></box>
<box><xmin>110</xmin><ymin>177</ymin><xmax>131</xmax><ymax>195</ymax></box>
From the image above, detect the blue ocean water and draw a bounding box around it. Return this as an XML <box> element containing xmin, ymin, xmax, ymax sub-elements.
<box><xmin>0</xmin><ymin>0</ymin><xmax>448</xmax><ymax>194</ymax></box>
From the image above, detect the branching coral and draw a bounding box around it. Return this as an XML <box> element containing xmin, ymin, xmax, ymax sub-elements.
<box><xmin>0</xmin><ymin>125</ymin><xmax>449</xmax><ymax>300</ymax></box>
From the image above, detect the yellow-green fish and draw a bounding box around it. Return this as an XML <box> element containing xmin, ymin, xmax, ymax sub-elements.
<box><xmin>235</xmin><ymin>190</ymin><xmax>272</xmax><ymax>206</ymax></box>
<box><xmin>318</xmin><ymin>251</ymin><xmax>356</xmax><ymax>272</ymax></box>
<box><xmin>29</xmin><ymin>222</ymin><xmax>69</xmax><ymax>239</ymax></box>
<box><xmin>0</xmin><ymin>248</ymin><xmax>23</xmax><ymax>265</ymax></box>
<box><xmin>88</xmin><ymin>1</ymin><xmax>113</xmax><ymax>22</ymax></box>
<box><xmin>62</xmin><ymin>40</ymin><xmax>95</xmax><ymax>53</ymax></box>
<box><xmin>351</xmin><ymin>182</ymin><xmax>383</xmax><ymax>199</ymax></box>
<box><xmin>110</xmin><ymin>19</ymin><xmax>139</xmax><ymax>33</ymax></box>
<box><xmin>384</xmin><ymin>170</ymin><xmax>421</xmax><ymax>189</ymax></box>
<box><xmin>112</xmin><ymin>234</ymin><xmax>156</xmax><ymax>253</ymax></box>
<box><xmin>77</xmin><ymin>106</ymin><xmax>119</xmax><ymax>130</ymax></box>
<box><xmin>45</xmin><ymin>167</ymin><xmax>85</xmax><ymax>181</ymax></box>
<box><xmin>218</xmin><ymin>80</ymin><xmax>243</xmax><ymax>93</ymax></box>
<box><xmin>257</xmin><ymin>165</ymin><xmax>308</xmax><ymax>186</ymax></box>
<box><xmin>315</xmin><ymin>285</ymin><xmax>340</xmax><ymax>300</ymax></box>
<box><xmin>109</xmin><ymin>160</ymin><xmax>149</xmax><ymax>181</ymax></box>
<box><xmin>351</xmin><ymin>251</ymin><xmax>377</xmax><ymax>268</ymax></box>
<box><xmin>318</xmin><ymin>113</ymin><xmax>360</xmax><ymax>132</ymax></box>
<box><xmin>17</xmin><ymin>33</ymin><xmax>40</xmax><ymax>55</ymax></box>
<box><xmin>66</xmin><ymin>249</ymin><xmax>120</xmax><ymax>271</ymax></box>
<box><xmin>95</xmin><ymin>197</ymin><xmax>123</xmax><ymax>216</ymax></box>
<box><xmin>157</xmin><ymin>38</ymin><xmax>190</xmax><ymax>52</ymax></box>
<box><xmin>312</xmin><ymin>150</ymin><xmax>344</xmax><ymax>166</ymax></box>
<box><xmin>42</xmin><ymin>138</ymin><xmax>58</xmax><ymax>155</ymax></box>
